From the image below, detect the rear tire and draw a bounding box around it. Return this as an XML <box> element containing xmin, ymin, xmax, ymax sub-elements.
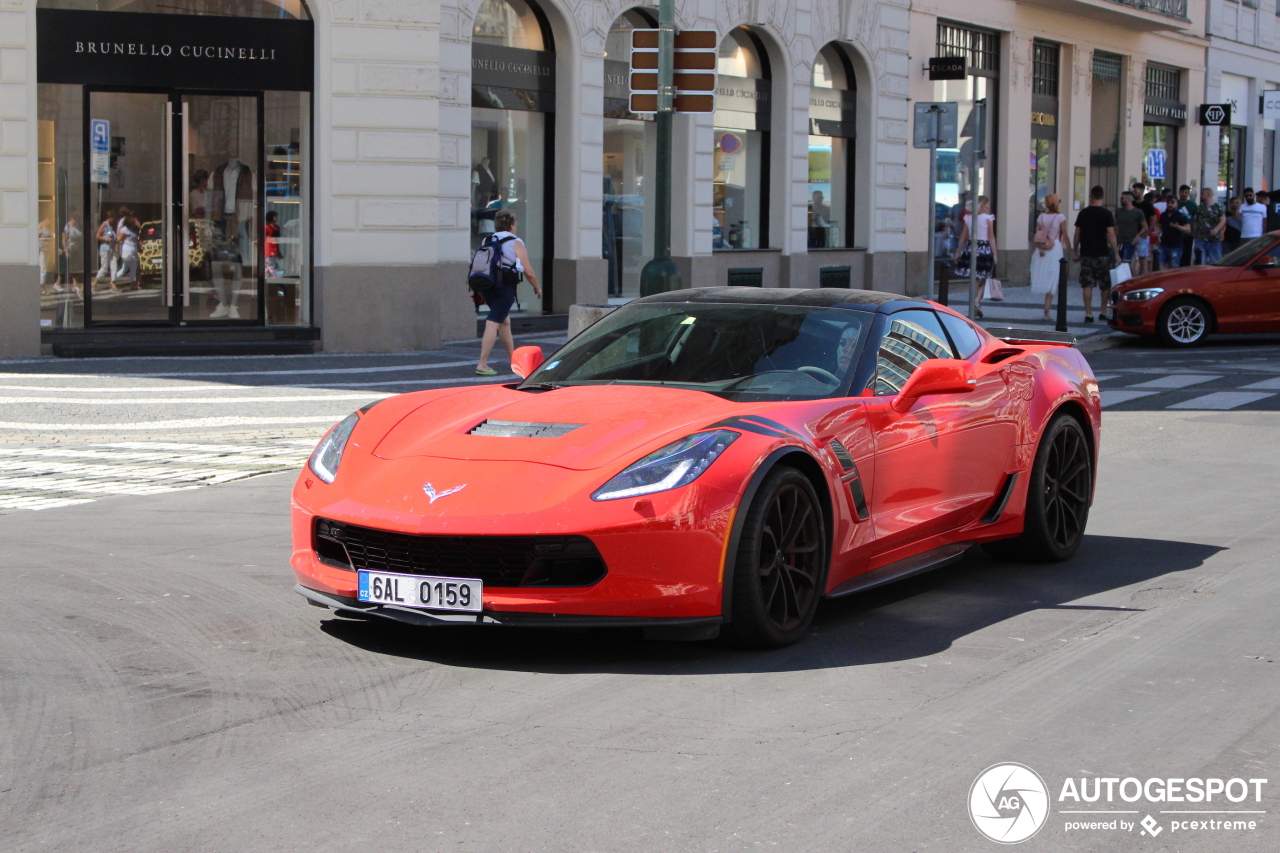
<box><xmin>722</xmin><ymin>467</ymin><xmax>828</xmax><ymax>649</ymax></box>
<box><xmin>1156</xmin><ymin>297</ymin><xmax>1211</xmax><ymax>347</ymax></box>
<box><xmin>985</xmin><ymin>413</ymin><xmax>1092</xmax><ymax>563</ymax></box>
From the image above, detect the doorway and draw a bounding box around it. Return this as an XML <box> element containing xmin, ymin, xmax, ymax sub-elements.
<box><xmin>85</xmin><ymin>89</ymin><xmax>263</xmax><ymax>325</ymax></box>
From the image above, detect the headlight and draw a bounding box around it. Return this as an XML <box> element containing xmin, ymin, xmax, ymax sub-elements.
<box><xmin>592</xmin><ymin>430</ymin><xmax>739</xmax><ymax>501</ymax></box>
<box><xmin>308</xmin><ymin>412</ymin><xmax>360</xmax><ymax>484</ymax></box>
<box><xmin>1124</xmin><ymin>287</ymin><xmax>1165</xmax><ymax>301</ymax></box>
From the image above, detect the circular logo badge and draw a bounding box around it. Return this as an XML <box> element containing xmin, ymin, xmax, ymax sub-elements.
<box><xmin>969</xmin><ymin>763</ymin><xmax>1050</xmax><ymax>844</ymax></box>
<box><xmin>719</xmin><ymin>132</ymin><xmax>742</xmax><ymax>154</ymax></box>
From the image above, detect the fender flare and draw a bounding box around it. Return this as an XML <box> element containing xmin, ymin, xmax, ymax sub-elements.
<box><xmin>720</xmin><ymin>446</ymin><xmax>825</xmax><ymax>623</ymax></box>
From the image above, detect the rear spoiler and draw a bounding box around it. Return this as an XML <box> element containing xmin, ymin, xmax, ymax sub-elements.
<box><xmin>983</xmin><ymin>327</ymin><xmax>1077</xmax><ymax>347</ymax></box>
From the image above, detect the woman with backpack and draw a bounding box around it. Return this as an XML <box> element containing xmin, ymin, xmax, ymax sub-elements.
<box><xmin>476</xmin><ymin>209</ymin><xmax>541</xmax><ymax>376</ymax></box>
<box><xmin>1030</xmin><ymin>193</ymin><xmax>1071</xmax><ymax>320</ymax></box>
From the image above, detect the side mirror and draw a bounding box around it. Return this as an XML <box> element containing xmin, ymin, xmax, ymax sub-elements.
<box><xmin>892</xmin><ymin>359</ymin><xmax>977</xmax><ymax>412</ymax></box>
<box><xmin>1250</xmin><ymin>258</ymin><xmax>1278</xmax><ymax>270</ymax></box>
<box><xmin>511</xmin><ymin>345</ymin><xmax>546</xmax><ymax>379</ymax></box>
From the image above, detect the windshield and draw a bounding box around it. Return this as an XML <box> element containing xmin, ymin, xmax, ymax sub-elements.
<box><xmin>1215</xmin><ymin>236</ymin><xmax>1276</xmax><ymax>267</ymax></box>
<box><xmin>524</xmin><ymin>303</ymin><xmax>871</xmax><ymax>401</ymax></box>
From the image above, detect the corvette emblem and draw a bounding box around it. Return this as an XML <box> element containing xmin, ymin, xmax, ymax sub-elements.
<box><xmin>423</xmin><ymin>482</ymin><xmax>466</xmax><ymax>503</ymax></box>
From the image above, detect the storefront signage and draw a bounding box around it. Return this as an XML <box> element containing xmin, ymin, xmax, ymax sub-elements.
<box><xmin>928</xmin><ymin>56</ymin><xmax>966</xmax><ymax>81</ymax></box>
<box><xmin>472</xmin><ymin>44</ymin><xmax>555</xmax><ymax>93</ymax></box>
<box><xmin>1144</xmin><ymin>99</ymin><xmax>1187</xmax><ymax>124</ymax></box>
<box><xmin>1198</xmin><ymin>104</ymin><xmax>1232</xmax><ymax>127</ymax></box>
<box><xmin>1031</xmin><ymin>112</ymin><xmax>1056</xmax><ymax>127</ymax></box>
<box><xmin>809</xmin><ymin>87</ymin><xmax>857</xmax><ymax>138</ymax></box>
<box><xmin>1264</xmin><ymin>90</ymin><xmax>1280</xmax><ymax>120</ymax></box>
<box><xmin>36</xmin><ymin>9</ymin><xmax>313</xmax><ymax>91</ymax></box>
<box><xmin>714</xmin><ymin>76</ymin><xmax>771</xmax><ymax>130</ymax></box>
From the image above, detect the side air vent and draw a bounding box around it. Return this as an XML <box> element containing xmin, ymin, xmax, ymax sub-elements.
<box><xmin>469</xmin><ymin>419</ymin><xmax>583</xmax><ymax>438</ymax></box>
<box><xmin>828</xmin><ymin>439</ymin><xmax>855</xmax><ymax>471</ymax></box>
<box><xmin>980</xmin><ymin>473</ymin><xmax>1018</xmax><ymax>524</ymax></box>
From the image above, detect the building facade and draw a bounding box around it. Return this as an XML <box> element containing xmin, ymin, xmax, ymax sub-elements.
<box><xmin>0</xmin><ymin>0</ymin><xmax>918</xmax><ymax>357</ymax></box>
<box><xmin>907</xmin><ymin>0</ymin><xmax>1207</xmax><ymax>286</ymax></box>
<box><xmin>1202</xmin><ymin>0</ymin><xmax>1280</xmax><ymax>199</ymax></box>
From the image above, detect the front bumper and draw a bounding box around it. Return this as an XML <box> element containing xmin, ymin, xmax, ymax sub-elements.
<box><xmin>1107</xmin><ymin>292</ymin><xmax>1160</xmax><ymax>334</ymax></box>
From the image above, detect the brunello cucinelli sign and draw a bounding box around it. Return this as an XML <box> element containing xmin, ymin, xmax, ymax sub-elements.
<box><xmin>471</xmin><ymin>43</ymin><xmax>555</xmax><ymax>94</ymax></box>
<box><xmin>36</xmin><ymin>9</ymin><xmax>313</xmax><ymax>91</ymax></box>
<box><xmin>809</xmin><ymin>87</ymin><xmax>856</xmax><ymax>138</ymax></box>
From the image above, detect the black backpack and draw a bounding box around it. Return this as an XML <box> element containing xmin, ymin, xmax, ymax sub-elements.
<box><xmin>468</xmin><ymin>233</ymin><xmax>520</xmax><ymax>296</ymax></box>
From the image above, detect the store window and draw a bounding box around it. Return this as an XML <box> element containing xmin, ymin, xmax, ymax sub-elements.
<box><xmin>934</xmin><ymin>23</ymin><xmax>999</xmax><ymax>256</ymax></box>
<box><xmin>808</xmin><ymin>44</ymin><xmax>856</xmax><ymax>249</ymax></box>
<box><xmin>714</xmin><ymin>27</ymin><xmax>771</xmax><ymax>250</ymax></box>
<box><xmin>471</xmin><ymin>0</ymin><xmax>554</xmax><ymax>314</ymax></box>
<box><xmin>1030</xmin><ymin>40</ymin><xmax>1059</xmax><ymax>232</ymax></box>
<box><xmin>1143</xmin><ymin>63</ymin><xmax>1186</xmax><ymax>193</ymax></box>
<box><xmin>1089</xmin><ymin>52</ymin><xmax>1122</xmax><ymax>206</ymax></box>
<box><xmin>602</xmin><ymin>9</ymin><xmax>656</xmax><ymax>300</ymax></box>
<box><xmin>35</xmin><ymin>0</ymin><xmax>313</xmax><ymax>329</ymax></box>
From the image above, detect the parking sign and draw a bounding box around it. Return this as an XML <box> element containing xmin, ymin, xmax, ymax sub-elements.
<box><xmin>90</xmin><ymin>119</ymin><xmax>109</xmax><ymax>184</ymax></box>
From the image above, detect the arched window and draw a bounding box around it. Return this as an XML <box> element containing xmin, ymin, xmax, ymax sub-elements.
<box><xmin>808</xmin><ymin>45</ymin><xmax>856</xmax><ymax>249</ymax></box>
<box><xmin>602</xmin><ymin>8</ymin><xmax>657</xmax><ymax>298</ymax></box>
<box><xmin>714</xmin><ymin>27</ymin><xmax>771</xmax><ymax>250</ymax></box>
<box><xmin>471</xmin><ymin>0</ymin><xmax>555</xmax><ymax>313</ymax></box>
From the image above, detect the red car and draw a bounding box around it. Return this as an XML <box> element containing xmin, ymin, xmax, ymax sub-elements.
<box><xmin>1109</xmin><ymin>234</ymin><xmax>1280</xmax><ymax>346</ymax></box>
<box><xmin>292</xmin><ymin>289</ymin><xmax>1101</xmax><ymax>647</ymax></box>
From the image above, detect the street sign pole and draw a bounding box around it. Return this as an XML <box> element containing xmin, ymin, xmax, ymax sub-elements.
<box><xmin>926</xmin><ymin>107</ymin><xmax>939</xmax><ymax>301</ymax></box>
<box><xmin>968</xmin><ymin>99</ymin><xmax>986</xmax><ymax>321</ymax></box>
<box><xmin>639</xmin><ymin>0</ymin><xmax>682</xmax><ymax>296</ymax></box>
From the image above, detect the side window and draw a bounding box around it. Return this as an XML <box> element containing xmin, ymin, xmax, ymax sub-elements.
<box><xmin>1265</xmin><ymin>241</ymin><xmax>1280</xmax><ymax>263</ymax></box>
<box><xmin>874</xmin><ymin>310</ymin><xmax>954</xmax><ymax>395</ymax></box>
<box><xmin>937</xmin><ymin>311</ymin><xmax>983</xmax><ymax>357</ymax></box>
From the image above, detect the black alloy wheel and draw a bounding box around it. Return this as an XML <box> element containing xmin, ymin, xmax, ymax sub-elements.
<box><xmin>985</xmin><ymin>413</ymin><xmax>1092</xmax><ymax>563</ymax></box>
<box><xmin>1156</xmin><ymin>296</ymin><xmax>1211</xmax><ymax>347</ymax></box>
<box><xmin>723</xmin><ymin>466</ymin><xmax>828</xmax><ymax>648</ymax></box>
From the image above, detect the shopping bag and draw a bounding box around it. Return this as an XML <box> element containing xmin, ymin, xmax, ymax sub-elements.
<box><xmin>983</xmin><ymin>278</ymin><xmax>1004</xmax><ymax>301</ymax></box>
<box><xmin>1110</xmin><ymin>263</ymin><xmax>1133</xmax><ymax>288</ymax></box>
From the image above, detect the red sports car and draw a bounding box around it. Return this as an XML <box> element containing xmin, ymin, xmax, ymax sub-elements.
<box><xmin>292</xmin><ymin>288</ymin><xmax>1101</xmax><ymax>647</ymax></box>
<box><xmin>1109</xmin><ymin>233</ymin><xmax>1280</xmax><ymax>346</ymax></box>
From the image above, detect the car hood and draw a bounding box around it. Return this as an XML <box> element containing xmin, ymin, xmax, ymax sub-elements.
<box><xmin>373</xmin><ymin>383</ymin><xmax>745</xmax><ymax>471</ymax></box>
<box><xmin>1120</xmin><ymin>265</ymin><xmax>1224</xmax><ymax>291</ymax></box>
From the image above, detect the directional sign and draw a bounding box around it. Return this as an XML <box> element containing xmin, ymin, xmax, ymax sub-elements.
<box><xmin>1146</xmin><ymin>148</ymin><xmax>1167</xmax><ymax>181</ymax></box>
<box><xmin>630</xmin><ymin>29</ymin><xmax>717</xmax><ymax>114</ymax></box>
<box><xmin>90</xmin><ymin>118</ymin><xmax>110</xmax><ymax>184</ymax></box>
<box><xmin>1198</xmin><ymin>103</ymin><xmax>1231</xmax><ymax>126</ymax></box>
<box><xmin>912</xmin><ymin>102</ymin><xmax>958</xmax><ymax>149</ymax></box>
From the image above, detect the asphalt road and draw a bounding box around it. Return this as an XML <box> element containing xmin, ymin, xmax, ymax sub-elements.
<box><xmin>1</xmin><ymin>339</ymin><xmax>1279</xmax><ymax>851</ymax></box>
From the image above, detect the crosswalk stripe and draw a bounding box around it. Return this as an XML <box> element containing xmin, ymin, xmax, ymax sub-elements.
<box><xmin>0</xmin><ymin>416</ymin><xmax>347</xmax><ymax>430</ymax></box>
<box><xmin>0</xmin><ymin>359</ymin><xmax>478</xmax><ymax>380</ymax></box>
<box><xmin>1240</xmin><ymin>377</ymin><xmax>1280</xmax><ymax>390</ymax></box>
<box><xmin>0</xmin><ymin>394</ymin><xmax>392</xmax><ymax>405</ymax></box>
<box><xmin>1101</xmin><ymin>389</ymin><xmax>1160</xmax><ymax>407</ymax></box>
<box><xmin>1167</xmin><ymin>391</ymin><xmax>1277</xmax><ymax>410</ymax></box>
<box><xmin>1126</xmin><ymin>374</ymin><xmax>1223</xmax><ymax>389</ymax></box>
<box><xmin>0</xmin><ymin>495</ymin><xmax>98</xmax><ymax>511</ymax></box>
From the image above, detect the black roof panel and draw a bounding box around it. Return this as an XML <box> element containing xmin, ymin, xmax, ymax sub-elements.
<box><xmin>631</xmin><ymin>287</ymin><xmax>928</xmax><ymax>310</ymax></box>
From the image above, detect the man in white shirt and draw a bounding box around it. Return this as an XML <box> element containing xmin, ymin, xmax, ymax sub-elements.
<box><xmin>1240</xmin><ymin>187</ymin><xmax>1267</xmax><ymax>239</ymax></box>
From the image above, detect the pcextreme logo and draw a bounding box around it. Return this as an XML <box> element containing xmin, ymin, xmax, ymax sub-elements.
<box><xmin>969</xmin><ymin>764</ymin><xmax>1269</xmax><ymax>844</ymax></box>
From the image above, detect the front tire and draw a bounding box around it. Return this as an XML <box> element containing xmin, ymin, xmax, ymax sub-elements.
<box><xmin>723</xmin><ymin>467</ymin><xmax>828</xmax><ymax>648</ymax></box>
<box><xmin>1157</xmin><ymin>297</ymin><xmax>1211</xmax><ymax>347</ymax></box>
<box><xmin>985</xmin><ymin>413</ymin><xmax>1092</xmax><ymax>563</ymax></box>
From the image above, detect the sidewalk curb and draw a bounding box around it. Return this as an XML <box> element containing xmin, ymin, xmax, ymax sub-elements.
<box><xmin>1078</xmin><ymin>331</ymin><xmax>1128</xmax><ymax>354</ymax></box>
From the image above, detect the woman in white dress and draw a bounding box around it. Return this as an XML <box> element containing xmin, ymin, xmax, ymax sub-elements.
<box><xmin>114</xmin><ymin>209</ymin><xmax>140</xmax><ymax>288</ymax></box>
<box><xmin>1030</xmin><ymin>193</ymin><xmax>1071</xmax><ymax>320</ymax></box>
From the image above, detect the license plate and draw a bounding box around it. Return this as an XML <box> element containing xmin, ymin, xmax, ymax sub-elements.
<box><xmin>357</xmin><ymin>571</ymin><xmax>483</xmax><ymax>612</ymax></box>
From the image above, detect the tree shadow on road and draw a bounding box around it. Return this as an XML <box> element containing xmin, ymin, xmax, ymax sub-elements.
<box><xmin>318</xmin><ymin>534</ymin><xmax>1223</xmax><ymax>675</ymax></box>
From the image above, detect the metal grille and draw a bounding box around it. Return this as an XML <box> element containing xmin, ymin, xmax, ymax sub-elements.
<box><xmin>1145</xmin><ymin>64</ymin><xmax>1181</xmax><ymax>102</ymax></box>
<box><xmin>727</xmin><ymin>267</ymin><xmax>763</xmax><ymax>287</ymax></box>
<box><xmin>819</xmin><ymin>265</ymin><xmax>851</xmax><ymax>289</ymax></box>
<box><xmin>936</xmin><ymin>23</ymin><xmax>999</xmax><ymax>74</ymax></box>
<box><xmin>1093</xmin><ymin>52</ymin><xmax>1122</xmax><ymax>84</ymax></box>
<box><xmin>313</xmin><ymin>519</ymin><xmax>608</xmax><ymax>587</ymax></box>
<box><xmin>1032</xmin><ymin>41</ymin><xmax>1059</xmax><ymax>97</ymax></box>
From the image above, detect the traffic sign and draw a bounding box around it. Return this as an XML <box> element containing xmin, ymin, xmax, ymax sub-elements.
<box><xmin>1146</xmin><ymin>149</ymin><xmax>1166</xmax><ymax>180</ymax></box>
<box><xmin>912</xmin><ymin>102</ymin><xmax>958</xmax><ymax>149</ymax></box>
<box><xmin>90</xmin><ymin>118</ymin><xmax>109</xmax><ymax>184</ymax></box>
<box><xmin>629</xmin><ymin>29</ymin><xmax>717</xmax><ymax>113</ymax></box>
<box><xmin>1198</xmin><ymin>103</ymin><xmax>1231</xmax><ymax>126</ymax></box>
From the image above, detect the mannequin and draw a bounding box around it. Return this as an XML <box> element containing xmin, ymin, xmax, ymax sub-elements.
<box><xmin>209</xmin><ymin>155</ymin><xmax>255</xmax><ymax>319</ymax></box>
<box><xmin>473</xmin><ymin>156</ymin><xmax>497</xmax><ymax>208</ymax></box>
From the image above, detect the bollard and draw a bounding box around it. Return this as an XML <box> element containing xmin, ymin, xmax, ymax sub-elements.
<box><xmin>1056</xmin><ymin>257</ymin><xmax>1070</xmax><ymax>333</ymax></box>
<box><xmin>937</xmin><ymin>259</ymin><xmax>950</xmax><ymax>307</ymax></box>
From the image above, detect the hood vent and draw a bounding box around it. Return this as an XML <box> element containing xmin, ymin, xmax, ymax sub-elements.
<box><xmin>470</xmin><ymin>419</ymin><xmax>583</xmax><ymax>438</ymax></box>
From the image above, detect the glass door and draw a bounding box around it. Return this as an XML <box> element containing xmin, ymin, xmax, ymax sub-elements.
<box><xmin>182</xmin><ymin>94</ymin><xmax>261</xmax><ymax>323</ymax></box>
<box><xmin>85</xmin><ymin>90</ymin><xmax>171</xmax><ymax>324</ymax></box>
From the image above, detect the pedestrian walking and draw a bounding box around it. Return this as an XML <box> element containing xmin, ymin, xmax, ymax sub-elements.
<box><xmin>953</xmin><ymin>196</ymin><xmax>997</xmax><ymax>318</ymax></box>
<box><xmin>1177</xmin><ymin>184</ymin><xmax>1197</xmax><ymax>266</ymax></box>
<box><xmin>1072</xmin><ymin>185</ymin><xmax>1118</xmax><ymax>323</ymax></box>
<box><xmin>1192</xmin><ymin>188</ymin><xmax>1226</xmax><ymax>265</ymax></box>
<box><xmin>1114</xmin><ymin>191</ymin><xmax>1149</xmax><ymax>270</ymax></box>
<box><xmin>1030</xmin><ymin>193</ymin><xmax>1071</xmax><ymax>321</ymax></box>
<box><xmin>1157</xmin><ymin>196</ymin><xmax>1191</xmax><ymax>268</ymax></box>
<box><xmin>1240</xmin><ymin>187</ymin><xmax>1266</xmax><ymax>240</ymax></box>
<box><xmin>1135</xmin><ymin>190</ymin><xmax>1158</xmax><ymax>275</ymax></box>
<box><xmin>1224</xmin><ymin>196</ymin><xmax>1243</xmax><ymax>253</ymax></box>
<box><xmin>94</xmin><ymin>208</ymin><xmax>116</xmax><ymax>291</ymax></box>
<box><xmin>475</xmin><ymin>209</ymin><xmax>541</xmax><ymax>376</ymax></box>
